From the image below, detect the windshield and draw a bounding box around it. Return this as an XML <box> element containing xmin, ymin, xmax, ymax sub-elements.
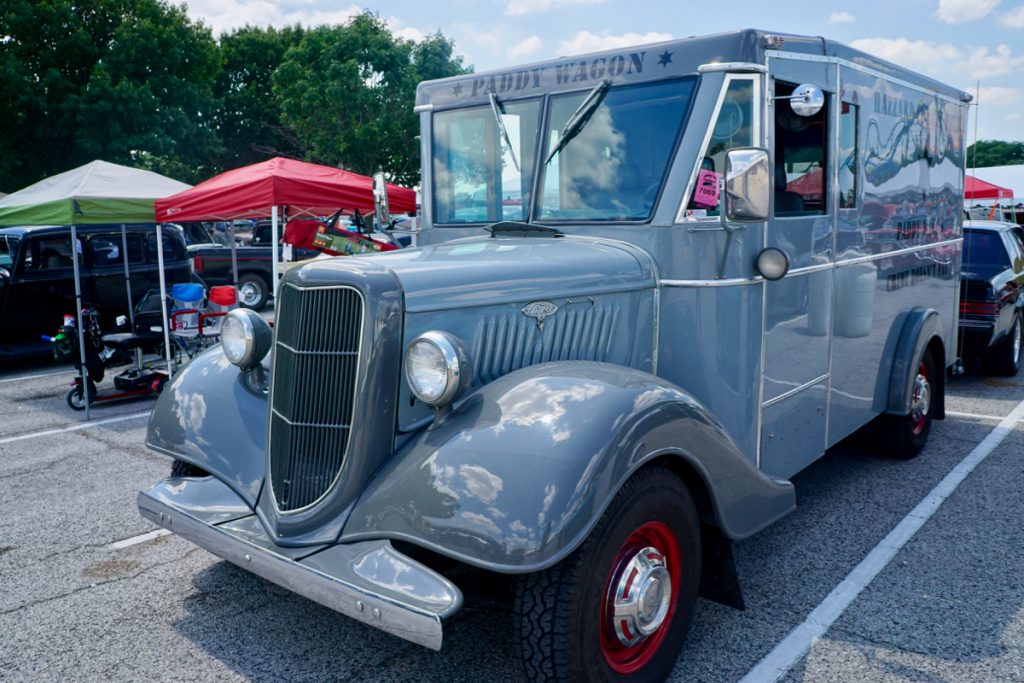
<box><xmin>0</xmin><ymin>236</ymin><xmax>19</xmax><ymax>269</ymax></box>
<box><xmin>431</xmin><ymin>78</ymin><xmax>695</xmax><ymax>224</ymax></box>
<box><xmin>432</xmin><ymin>98</ymin><xmax>542</xmax><ymax>224</ymax></box>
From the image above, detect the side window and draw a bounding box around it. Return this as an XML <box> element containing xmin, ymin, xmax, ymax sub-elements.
<box><xmin>90</xmin><ymin>234</ymin><xmax>145</xmax><ymax>267</ymax></box>
<box><xmin>146</xmin><ymin>232</ymin><xmax>184</xmax><ymax>263</ymax></box>
<box><xmin>838</xmin><ymin>103</ymin><xmax>858</xmax><ymax>209</ymax></box>
<box><xmin>31</xmin><ymin>236</ymin><xmax>77</xmax><ymax>270</ymax></box>
<box><xmin>774</xmin><ymin>81</ymin><xmax>828</xmax><ymax>217</ymax></box>
<box><xmin>683</xmin><ymin>78</ymin><xmax>755</xmax><ymax>219</ymax></box>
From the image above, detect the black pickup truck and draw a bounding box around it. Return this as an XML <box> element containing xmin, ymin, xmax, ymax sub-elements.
<box><xmin>190</xmin><ymin>225</ymin><xmax>320</xmax><ymax>309</ymax></box>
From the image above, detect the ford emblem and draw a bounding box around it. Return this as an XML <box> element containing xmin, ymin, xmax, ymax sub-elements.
<box><xmin>522</xmin><ymin>300</ymin><xmax>558</xmax><ymax>330</ymax></box>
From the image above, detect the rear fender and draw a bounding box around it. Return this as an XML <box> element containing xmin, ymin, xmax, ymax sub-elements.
<box><xmin>343</xmin><ymin>361</ymin><xmax>795</xmax><ymax>574</ymax></box>
<box><xmin>146</xmin><ymin>346</ymin><xmax>268</xmax><ymax>507</ymax></box>
<box><xmin>884</xmin><ymin>307</ymin><xmax>946</xmax><ymax>419</ymax></box>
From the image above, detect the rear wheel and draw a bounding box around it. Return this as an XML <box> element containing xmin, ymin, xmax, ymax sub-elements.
<box><xmin>878</xmin><ymin>350</ymin><xmax>935</xmax><ymax>459</ymax></box>
<box><xmin>171</xmin><ymin>459</ymin><xmax>209</xmax><ymax>478</ymax></box>
<box><xmin>988</xmin><ymin>314</ymin><xmax>1022</xmax><ymax>377</ymax></box>
<box><xmin>66</xmin><ymin>382</ymin><xmax>97</xmax><ymax>411</ymax></box>
<box><xmin>514</xmin><ymin>467</ymin><xmax>700</xmax><ymax>682</ymax></box>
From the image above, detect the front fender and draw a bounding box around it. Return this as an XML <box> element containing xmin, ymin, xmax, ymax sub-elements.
<box><xmin>343</xmin><ymin>362</ymin><xmax>794</xmax><ymax>573</ymax></box>
<box><xmin>146</xmin><ymin>346</ymin><xmax>268</xmax><ymax>507</ymax></box>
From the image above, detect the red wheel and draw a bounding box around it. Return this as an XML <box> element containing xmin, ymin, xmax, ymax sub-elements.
<box><xmin>600</xmin><ymin>521</ymin><xmax>682</xmax><ymax>675</ymax></box>
<box><xmin>908</xmin><ymin>361</ymin><xmax>930</xmax><ymax>436</ymax></box>
<box><xmin>515</xmin><ymin>467</ymin><xmax>700</xmax><ymax>682</ymax></box>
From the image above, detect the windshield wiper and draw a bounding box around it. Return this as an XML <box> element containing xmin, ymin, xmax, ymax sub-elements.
<box><xmin>489</xmin><ymin>92</ymin><xmax>520</xmax><ymax>173</ymax></box>
<box><xmin>544</xmin><ymin>79</ymin><xmax>612</xmax><ymax>164</ymax></box>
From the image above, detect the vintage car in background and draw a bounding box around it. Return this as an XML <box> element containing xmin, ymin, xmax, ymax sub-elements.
<box><xmin>138</xmin><ymin>30</ymin><xmax>969</xmax><ymax>681</ymax></box>
<box><xmin>958</xmin><ymin>220</ymin><xmax>1024</xmax><ymax>375</ymax></box>
<box><xmin>0</xmin><ymin>224</ymin><xmax>191</xmax><ymax>358</ymax></box>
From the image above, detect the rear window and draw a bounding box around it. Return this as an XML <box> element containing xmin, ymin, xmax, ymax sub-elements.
<box><xmin>963</xmin><ymin>230</ymin><xmax>1009</xmax><ymax>268</ymax></box>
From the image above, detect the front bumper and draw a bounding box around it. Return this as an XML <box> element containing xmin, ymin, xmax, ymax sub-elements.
<box><xmin>138</xmin><ymin>477</ymin><xmax>462</xmax><ymax>650</ymax></box>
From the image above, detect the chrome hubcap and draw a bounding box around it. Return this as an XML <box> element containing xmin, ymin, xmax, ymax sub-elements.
<box><xmin>611</xmin><ymin>546</ymin><xmax>672</xmax><ymax>647</ymax></box>
<box><xmin>910</xmin><ymin>373</ymin><xmax>930</xmax><ymax>423</ymax></box>
<box><xmin>239</xmin><ymin>283</ymin><xmax>259</xmax><ymax>306</ymax></box>
<box><xmin>1014</xmin><ymin>319</ymin><xmax>1021</xmax><ymax>361</ymax></box>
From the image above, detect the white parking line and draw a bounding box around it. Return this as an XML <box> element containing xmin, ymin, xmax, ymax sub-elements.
<box><xmin>0</xmin><ymin>411</ymin><xmax>150</xmax><ymax>445</ymax></box>
<box><xmin>946</xmin><ymin>410</ymin><xmax>1006</xmax><ymax>422</ymax></box>
<box><xmin>0</xmin><ymin>369</ymin><xmax>75</xmax><ymax>383</ymax></box>
<box><xmin>107</xmin><ymin>528</ymin><xmax>171</xmax><ymax>550</ymax></box>
<box><xmin>740</xmin><ymin>396</ymin><xmax>1024</xmax><ymax>683</ymax></box>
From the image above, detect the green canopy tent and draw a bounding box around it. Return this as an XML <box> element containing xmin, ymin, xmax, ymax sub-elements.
<box><xmin>0</xmin><ymin>160</ymin><xmax>191</xmax><ymax>419</ymax></box>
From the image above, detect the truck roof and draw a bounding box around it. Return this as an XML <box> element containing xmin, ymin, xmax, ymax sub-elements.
<box><xmin>0</xmin><ymin>224</ymin><xmax>169</xmax><ymax>238</ymax></box>
<box><xmin>416</xmin><ymin>28</ymin><xmax>970</xmax><ymax>109</ymax></box>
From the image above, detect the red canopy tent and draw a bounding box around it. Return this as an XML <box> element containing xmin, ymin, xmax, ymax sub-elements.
<box><xmin>153</xmin><ymin>157</ymin><xmax>417</xmax><ymax>308</ymax></box>
<box><xmin>964</xmin><ymin>175</ymin><xmax>1014</xmax><ymax>201</ymax></box>
<box><xmin>154</xmin><ymin>156</ymin><xmax>415</xmax><ymax>222</ymax></box>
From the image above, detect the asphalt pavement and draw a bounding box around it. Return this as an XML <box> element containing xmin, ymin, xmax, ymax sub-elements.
<box><xmin>0</xmin><ymin>354</ymin><xmax>1021</xmax><ymax>682</ymax></box>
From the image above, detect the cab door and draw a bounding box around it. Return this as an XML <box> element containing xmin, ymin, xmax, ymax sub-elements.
<box><xmin>759</xmin><ymin>55</ymin><xmax>836</xmax><ymax>478</ymax></box>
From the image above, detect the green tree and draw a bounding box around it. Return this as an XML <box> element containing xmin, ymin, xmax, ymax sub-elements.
<box><xmin>214</xmin><ymin>24</ymin><xmax>306</xmax><ymax>168</ymax></box>
<box><xmin>273</xmin><ymin>12</ymin><xmax>470</xmax><ymax>186</ymax></box>
<box><xmin>0</xmin><ymin>0</ymin><xmax>221</xmax><ymax>191</ymax></box>
<box><xmin>967</xmin><ymin>140</ymin><xmax>1024</xmax><ymax>168</ymax></box>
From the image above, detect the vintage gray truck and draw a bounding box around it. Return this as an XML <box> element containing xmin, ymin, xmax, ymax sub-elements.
<box><xmin>139</xmin><ymin>29</ymin><xmax>969</xmax><ymax>681</ymax></box>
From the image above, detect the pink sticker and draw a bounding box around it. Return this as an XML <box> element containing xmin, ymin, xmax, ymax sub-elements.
<box><xmin>694</xmin><ymin>169</ymin><xmax>721</xmax><ymax>208</ymax></box>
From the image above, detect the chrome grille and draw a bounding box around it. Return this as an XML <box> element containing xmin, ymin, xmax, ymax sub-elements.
<box><xmin>269</xmin><ymin>284</ymin><xmax>363</xmax><ymax>512</ymax></box>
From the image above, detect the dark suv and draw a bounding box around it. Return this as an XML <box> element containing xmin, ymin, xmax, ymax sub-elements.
<box><xmin>0</xmin><ymin>225</ymin><xmax>191</xmax><ymax>357</ymax></box>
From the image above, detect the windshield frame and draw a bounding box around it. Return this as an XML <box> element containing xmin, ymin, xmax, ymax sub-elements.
<box><xmin>428</xmin><ymin>76</ymin><xmax>698</xmax><ymax>227</ymax></box>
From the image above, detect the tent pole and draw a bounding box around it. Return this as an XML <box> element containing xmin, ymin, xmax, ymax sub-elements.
<box><xmin>229</xmin><ymin>221</ymin><xmax>238</xmax><ymax>290</ymax></box>
<box><xmin>71</xmin><ymin>224</ymin><xmax>90</xmax><ymax>420</ymax></box>
<box><xmin>120</xmin><ymin>224</ymin><xmax>141</xmax><ymax>369</ymax></box>
<box><xmin>156</xmin><ymin>224</ymin><xmax>174</xmax><ymax>376</ymax></box>
<box><xmin>271</xmin><ymin>205</ymin><xmax>280</xmax><ymax>303</ymax></box>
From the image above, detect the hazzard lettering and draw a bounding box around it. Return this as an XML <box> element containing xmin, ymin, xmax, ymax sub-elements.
<box><xmin>464</xmin><ymin>51</ymin><xmax>647</xmax><ymax>98</ymax></box>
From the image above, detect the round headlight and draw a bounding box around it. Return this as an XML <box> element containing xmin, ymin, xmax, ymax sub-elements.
<box><xmin>221</xmin><ymin>308</ymin><xmax>272</xmax><ymax>369</ymax></box>
<box><xmin>405</xmin><ymin>331</ymin><xmax>469</xmax><ymax>406</ymax></box>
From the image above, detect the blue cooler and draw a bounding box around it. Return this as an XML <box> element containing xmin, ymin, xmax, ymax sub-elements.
<box><xmin>172</xmin><ymin>283</ymin><xmax>205</xmax><ymax>337</ymax></box>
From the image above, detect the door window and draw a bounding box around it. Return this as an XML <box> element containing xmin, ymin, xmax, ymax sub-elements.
<box><xmin>90</xmin><ymin>234</ymin><xmax>145</xmax><ymax>267</ymax></box>
<box><xmin>28</xmin><ymin>236</ymin><xmax>78</xmax><ymax>270</ymax></box>
<box><xmin>838</xmin><ymin>103</ymin><xmax>858</xmax><ymax>209</ymax></box>
<box><xmin>774</xmin><ymin>81</ymin><xmax>828</xmax><ymax>216</ymax></box>
<box><xmin>680</xmin><ymin>76</ymin><xmax>757</xmax><ymax>220</ymax></box>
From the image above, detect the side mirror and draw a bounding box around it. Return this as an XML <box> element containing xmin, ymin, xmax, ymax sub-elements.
<box><xmin>775</xmin><ymin>83</ymin><xmax>825</xmax><ymax>117</ymax></box>
<box><xmin>373</xmin><ymin>171</ymin><xmax>392</xmax><ymax>231</ymax></box>
<box><xmin>724</xmin><ymin>148</ymin><xmax>770</xmax><ymax>223</ymax></box>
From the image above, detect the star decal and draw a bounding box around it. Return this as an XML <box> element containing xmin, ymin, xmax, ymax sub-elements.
<box><xmin>452</xmin><ymin>83</ymin><xmax>464</xmax><ymax>96</ymax></box>
<box><xmin>658</xmin><ymin>50</ymin><xmax>673</xmax><ymax>67</ymax></box>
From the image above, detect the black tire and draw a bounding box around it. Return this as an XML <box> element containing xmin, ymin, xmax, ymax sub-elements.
<box><xmin>66</xmin><ymin>382</ymin><xmax>97</xmax><ymax>411</ymax></box>
<box><xmin>988</xmin><ymin>314</ymin><xmax>1022</xmax><ymax>377</ymax></box>
<box><xmin>237</xmin><ymin>273</ymin><xmax>269</xmax><ymax>310</ymax></box>
<box><xmin>514</xmin><ymin>467</ymin><xmax>700</xmax><ymax>682</ymax></box>
<box><xmin>170</xmin><ymin>459</ymin><xmax>209</xmax><ymax>478</ymax></box>
<box><xmin>877</xmin><ymin>349</ymin><xmax>936</xmax><ymax>459</ymax></box>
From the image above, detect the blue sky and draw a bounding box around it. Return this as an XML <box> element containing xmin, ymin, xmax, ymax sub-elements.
<box><xmin>184</xmin><ymin>0</ymin><xmax>1024</xmax><ymax>142</ymax></box>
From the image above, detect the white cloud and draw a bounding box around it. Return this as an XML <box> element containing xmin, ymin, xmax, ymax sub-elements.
<box><xmin>1000</xmin><ymin>4</ymin><xmax>1024</xmax><ymax>27</ymax></box>
<box><xmin>385</xmin><ymin>16</ymin><xmax>425</xmax><ymax>43</ymax></box>
<box><xmin>1007</xmin><ymin>113</ymin><xmax>1022</xmax><ymax>120</ymax></box>
<box><xmin>185</xmin><ymin>0</ymin><xmax>362</xmax><ymax>35</ymax></box>
<box><xmin>557</xmin><ymin>30</ymin><xmax>673</xmax><ymax>57</ymax></box>
<box><xmin>937</xmin><ymin>0</ymin><xmax>1001</xmax><ymax>24</ymax></box>
<box><xmin>977</xmin><ymin>86</ymin><xmax>1022</xmax><ymax>105</ymax></box>
<box><xmin>508</xmin><ymin>35</ymin><xmax>543</xmax><ymax>59</ymax></box>
<box><xmin>850</xmin><ymin>37</ymin><xmax>1024</xmax><ymax>83</ymax></box>
<box><xmin>506</xmin><ymin>0</ymin><xmax>606</xmax><ymax>16</ymax></box>
<box><xmin>828</xmin><ymin>11</ymin><xmax>856</xmax><ymax>24</ymax></box>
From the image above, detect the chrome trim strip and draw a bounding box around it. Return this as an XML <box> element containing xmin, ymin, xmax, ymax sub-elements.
<box><xmin>788</xmin><ymin>262</ymin><xmax>834</xmax><ymax>276</ymax></box>
<box><xmin>762</xmin><ymin>373</ymin><xmax>830</xmax><ymax>408</ymax></box>
<box><xmin>661</xmin><ymin>276</ymin><xmax>764</xmax><ymax>287</ymax></box>
<box><xmin>836</xmin><ymin>238</ymin><xmax>963</xmax><ymax>267</ymax></box>
<box><xmin>765</xmin><ymin>50</ymin><xmax>966</xmax><ymax>105</ymax></box>
<box><xmin>824</xmin><ymin>60</ymin><xmax>841</xmax><ymax>452</ymax></box>
<box><xmin>652</xmin><ymin>285</ymin><xmax>660</xmax><ymax>375</ymax></box>
<box><xmin>268</xmin><ymin>282</ymin><xmax>367</xmax><ymax>516</ymax></box>
<box><xmin>138</xmin><ymin>487</ymin><xmax>460</xmax><ymax>651</ymax></box>
<box><xmin>698</xmin><ymin>62</ymin><xmax>767</xmax><ymax>73</ymax></box>
<box><xmin>413</xmin><ymin>104</ymin><xmax>433</xmax><ymax>113</ymax></box>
